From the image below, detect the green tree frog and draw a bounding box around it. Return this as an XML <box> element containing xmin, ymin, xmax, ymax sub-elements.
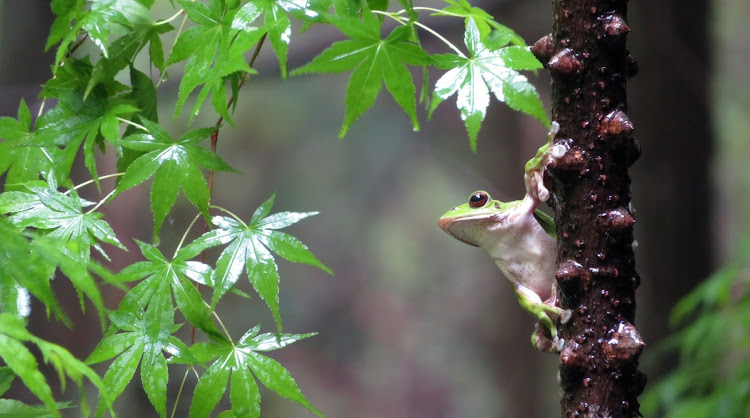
<box><xmin>438</xmin><ymin>123</ymin><xmax>572</xmax><ymax>351</ymax></box>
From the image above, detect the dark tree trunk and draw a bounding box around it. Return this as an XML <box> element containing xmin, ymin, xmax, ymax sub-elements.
<box><xmin>531</xmin><ymin>1</ymin><xmax>645</xmax><ymax>416</ymax></box>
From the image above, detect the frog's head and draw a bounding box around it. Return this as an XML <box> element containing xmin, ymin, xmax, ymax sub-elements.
<box><xmin>438</xmin><ymin>191</ymin><xmax>510</xmax><ymax>247</ymax></box>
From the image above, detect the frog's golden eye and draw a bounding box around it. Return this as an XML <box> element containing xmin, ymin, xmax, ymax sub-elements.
<box><xmin>468</xmin><ymin>191</ymin><xmax>489</xmax><ymax>208</ymax></box>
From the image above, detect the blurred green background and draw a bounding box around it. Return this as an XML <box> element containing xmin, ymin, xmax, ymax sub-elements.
<box><xmin>0</xmin><ymin>0</ymin><xmax>746</xmax><ymax>416</ymax></box>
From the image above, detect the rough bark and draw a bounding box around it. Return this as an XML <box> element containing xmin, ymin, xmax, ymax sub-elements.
<box><xmin>530</xmin><ymin>1</ymin><xmax>645</xmax><ymax>416</ymax></box>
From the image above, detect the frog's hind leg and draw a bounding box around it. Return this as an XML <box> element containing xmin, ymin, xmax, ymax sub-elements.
<box><xmin>513</xmin><ymin>283</ymin><xmax>563</xmax><ymax>339</ymax></box>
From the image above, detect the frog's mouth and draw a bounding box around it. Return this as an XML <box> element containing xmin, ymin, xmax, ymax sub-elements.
<box><xmin>438</xmin><ymin>213</ymin><xmax>506</xmax><ymax>247</ymax></box>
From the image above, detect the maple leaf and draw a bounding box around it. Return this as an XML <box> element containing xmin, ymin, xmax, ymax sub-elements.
<box><xmin>0</xmin><ymin>182</ymin><xmax>126</xmax><ymax>324</ymax></box>
<box><xmin>0</xmin><ymin>100</ymin><xmax>56</xmax><ymax>190</ymax></box>
<box><xmin>429</xmin><ymin>18</ymin><xmax>549</xmax><ymax>151</ymax></box>
<box><xmin>437</xmin><ymin>0</ymin><xmax>526</xmax><ymax>45</ymax></box>
<box><xmin>181</xmin><ymin>194</ymin><xmax>331</xmax><ymax>331</ymax></box>
<box><xmin>0</xmin><ymin>218</ymin><xmax>69</xmax><ymax>326</ymax></box>
<box><xmin>234</xmin><ymin>0</ymin><xmax>323</xmax><ymax>78</ymax></box>
<box><xmin>187</xmin><ymin>326</ymin><xmax>320</xmax><ymax>417</ymax></box>
<box><xmin>114</xmin><ymin>239</ymin><xmax>224</xmax><ymax>342</ymax></box>
<box><xmin>292</xmin><ymin>8</ymin><xmax>431</xmax><ymax>137</ymax></box>
<box><xmin>0</xmin><ymin>313</ymin><xmax>113</xmax><ymax>418</ymax></box>
<box><xmin>167</xmin><ymin>0</ymin><xmax>267</xmax><ymax>123</ymax></box>
<box><xmin>0</xmin><ymin>184</ymin><xmax>126</xmax><ymax>262</ymax></box>
<box><xmin>86</xmin><ymin>238</ymin><xmax>223</xmax><ymax>416</ymax></box>
<box><xmin>113</xmin><ymin>119</ymin><xmax>237</xmax><ymax>241</ymax></box>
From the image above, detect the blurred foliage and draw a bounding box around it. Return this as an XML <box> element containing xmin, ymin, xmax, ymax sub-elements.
<box><xmin>641</xmin><ymin>231</ymin><xmax>750</xmax><ymax>417</ymax></box>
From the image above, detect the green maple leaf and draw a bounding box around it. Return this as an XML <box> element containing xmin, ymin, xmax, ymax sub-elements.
<box><xmin>36</xmin><ymin>58</ymin><xmax>141</xmax><ymax>185</ymax></box>
<box><xmin>87</xmin><ymin>243</ymin><xmax>207</xmax><ymax>417</ymax></box>
<box><xmin>84</xmin><ymin>0</ymin><xmax>169</xmax><ymax>98</ymax></box>
<box><xmin>0</xmin><ymin>183</ymin><xmax>125</xmax><ymax>323</ymax></box>
<box><xmin>0</xmin><ymin>399</ymin><xmax>72</xmax><ymax>416</ymax></box>
<box><xmin>0</xmin><ymin>183</ymin><xmax>126</xmax><ymax>262</ymax></box>
<box><xmin>117</xmin><ymin>67</ymin><xmax>160</xmax><ymax>179</ymax></box>
<box><xmin>0</xmin><ymin>313</ymin><xmax>113</xmax><ymax>418</ymax></box>
<box><xmin>40</xmin><ymin>86</ymin><xmax>139</xmax><ymax>184</ymax></box>
<box><xmin>168</xmin><ymin>0</ymin><xmax>267</xmax><ymax>123</ymax></box>
<box><xmin>187</xmin><ymin>326</ymin><xmax>320</xmax><ymax>417</ymax></box>
<box><xmin>114</xmin><ymin>239</ymin><xmax>225</xmax><ymax>342</ymax></box>
<box><xmin>113</xmin><ymin>119</ymin><xmax>237</xmax><ymax>241</ymax></box>
<box><xmin>291</xmin><ymin>8</ymin><xmax>431</xmax><ymax>137</ymax></box>
<box><xmin>46</xmin><ymin>0</ymin><xmax>128</xmax><ymax>67</ymax></box>
<box><xmin>0</xmin><ymin>218</ymin><xmax>68</xmax><ymax>326</ymax></box>
<box><xmin>429</xmin><ymin>18</ymin><xmax>549</xmax><ymax>151</ymax></box>
<box><xmin>181</xmin><ymin>194</ymin><xmax>331</xmax><ymax>331</ymax></box>
<box><xmin>437</xmin><ymin>0</ymin><xmax>525</xmax><ymax>45</ymax></box>
<box><xmin>47</xmin><ymin>0</ymin><xmax>162</xmax><ymax>93</ymax></box>
<box><xmin>233</xmin><ymin>0</ymin><xmax>322</xmax><ymax>78</ymax></box>
<box><xmin>0</xmin><ymin>100</ymin><xmax>57</xmax><ymax>190</ymax></box>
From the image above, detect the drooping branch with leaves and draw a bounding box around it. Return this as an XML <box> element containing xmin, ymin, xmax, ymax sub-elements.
<box><xmin>0</xmin><ymin>0</ymin><xmax>556</xmax><ymax>416</ymax></box>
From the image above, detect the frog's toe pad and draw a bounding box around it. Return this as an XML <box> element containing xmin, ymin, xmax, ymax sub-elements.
<box><xmin>553</xmin><ymin>336</ymin><xmax>565</xmax><ymax>352</ymax></box>
<box><xmin>551</xmin><ymin>143</ymin><xmax>567</xmax><ymax>159</ymax></box>
<box><xmin>560</xmin><ymin>309</ymin><xmax>573</xmax><ymax>324</ymax></box>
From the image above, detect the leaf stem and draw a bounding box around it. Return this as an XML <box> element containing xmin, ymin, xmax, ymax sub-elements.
<box><xmin>85</xmin><ymin>188</ymin><xmax>117</xmax><ymax>214</ymax></box>
<box><xmin>202</xmin><ymin>299</ymin><xmax>233</xmax><ymax>341</ymax></box>
<box><xmin>209</xmin><ymin>205</ymin><xmax>247</xmax><ymax>227</ymax></box>
<box><xmin>372</xmin><ymin>10</ymin><xmax>466</xmax><ymax>57</ymax></box>
<box><xmin>68</xmin><ymin>173</ymin><xmax>125</xmax><ymax>193</ymax></box>
<box><xmin>411</xmin><ymin>6</ymin><xmax>465</xmax><ymax>18</ymax></box>
<box><xmin>173</xmin><ymin>213</ymin><xmax>203</xmax><ymax>259</ymax></box>
<box><xmin>117</xmin><ymin>117</ymin><xmax>148</xmax><ymax>132</ymax></box>
<box><xmin>170</xmin><ymin>367</ymin><xmax>190</xmax><ymax>418</ymax></box>
<box><xmin>158</xmin><ymin>9</ymin><xmax>185</xmax><ymax>25</ymax></box>
<box><xmin>36</xmin><ymin>98</ymin><xmax>47</xmax><ymax>120</ymax></box>
<box><xmin>156</xmin><ymin>12</ymin><xmax>188</xmax><ymax>88</ymax></box>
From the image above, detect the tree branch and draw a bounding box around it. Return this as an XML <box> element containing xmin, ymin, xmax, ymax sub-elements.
<box><xmin>532</xmin><ymin>0</ymin><xmax>646</xmax><ymax>415</ymax></box>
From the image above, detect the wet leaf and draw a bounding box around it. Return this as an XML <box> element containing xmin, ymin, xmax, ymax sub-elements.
<box><xmin>0</xmin><ymin>313</ymin><xmax>112</xmax><ymax>417</ymax></box>
<box><xmin>437</xmin><ymin>0</ymin><xmax>525</xmax><ymax>45</ymax></box>
<box><xmin>189</xmin><ymin>326</ymin><xmax>318</xmax><ymax>417</ymax></box>
<box><xmin>428</xmin><ymin>18</ymin><xmax>548</xmax><ymax>151</ymax></box>
<box><xmin>168</xmin><ymin>0</ymin><xmax>267</xmax><ymax>122</ymax></box>
<box><xmin>185</xmin><ymin>195</ymin><xmax>330</xmax><ymax>331</ymax></box>
<box><xmin>114</xmin><ymin>119</ymin><xmax>236</xmax><ymax>240</ymax></box>
<box><xmin>292</xmin><ymin>9</ymin><xmax>431</xmax><ymax>137</ymax></box>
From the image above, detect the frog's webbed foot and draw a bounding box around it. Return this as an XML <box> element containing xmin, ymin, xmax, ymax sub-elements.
<box><xmin>544</xmin><ymin>282</ymin><xmax>573</xmax><ymax>324</ymax></box>
<box><xmin>524</xmin><ymin>121</ymin><xmax>568</xmax><ymax>203</ymax></box>
<box><xmin>522</xmin><ymin>282</ymin><xmax>572</xmax><ymax>352</ymax></box>
<box><xmin>532</xmin><ymin>323</ymin><xmax>565</xmax><ymax>352</ymax></box>
<box><xmin>532</xmin><ymin>323</ymin><xmax>554</xmax><ymax>352</ymax></box>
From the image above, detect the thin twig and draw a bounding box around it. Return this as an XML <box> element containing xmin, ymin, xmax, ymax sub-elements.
<box><xmin>193</xmin><ymin>33</ymin><xmax>268</xmax><ymax>346</ymax></box>
<box><xmin>68</xmin><ymin>33</ymin><xmax>89</xmax><ymax>57</ymax></box>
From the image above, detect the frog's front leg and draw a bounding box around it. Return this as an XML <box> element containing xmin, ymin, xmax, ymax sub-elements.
<box><xmin>524</xmin><ymin>121</ymin><xmax>567</xmax><ymax>203</ymax></box>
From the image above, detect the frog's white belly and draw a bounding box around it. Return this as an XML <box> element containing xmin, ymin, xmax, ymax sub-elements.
<box><xmin>483</xmin><ymin>212</ymin><xmax>556</xmax><ymax>300</ymax></box>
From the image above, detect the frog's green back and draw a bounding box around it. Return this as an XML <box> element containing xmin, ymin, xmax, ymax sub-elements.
<box><xmin>533</xmin><ymin>209</ymin><xmax>556</xmax><ymax>238</ymax></box>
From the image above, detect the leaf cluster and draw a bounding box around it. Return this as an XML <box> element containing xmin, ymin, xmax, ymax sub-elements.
<box><xmin>2</xmin><ymin>0</ymin><xmax>330</xmax><ymax>415</ymax></box>
<box><xmin>0</xmin><ymin>0</ymin><xmax>544</xmax><ymax>415</ymax></box>
<box><xmin>293</xmin><ymin>0</ymin><xmax>549</xmax><ymax>150</ymax></box>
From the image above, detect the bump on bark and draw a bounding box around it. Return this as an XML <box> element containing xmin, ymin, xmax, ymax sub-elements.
<box><xmin>548</xmin><ymin>48</ymin><xmax>583</xmax><ymax>78</ymax></box>
<box><xmin>597</xmin><ymin>14</ymin><xmax>631</xmax><ymax>45</ymax></box>
<box><xmin>532</xmin><ymin>33</ymin><xmax>555</xmax><ymax>64</ymax></box>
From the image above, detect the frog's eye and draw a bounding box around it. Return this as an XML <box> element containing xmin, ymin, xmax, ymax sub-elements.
<box><xmin>468</xmin><ymin>191</ymin><xmax>489</xmax><ymax>208</ymax></box>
